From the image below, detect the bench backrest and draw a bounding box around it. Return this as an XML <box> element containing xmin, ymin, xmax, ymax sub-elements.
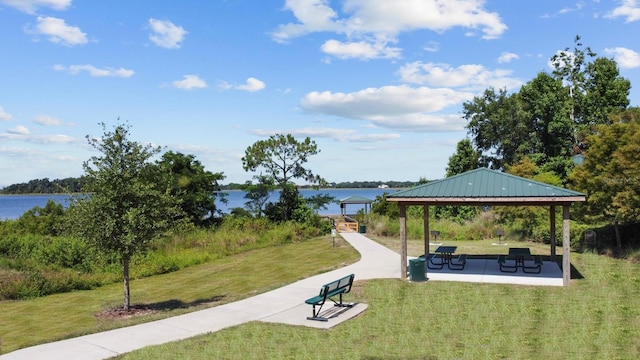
<box><xmin>319</xmin><ymin>274</ymin><xmax>354</xmax><ymax>297</ymax></box>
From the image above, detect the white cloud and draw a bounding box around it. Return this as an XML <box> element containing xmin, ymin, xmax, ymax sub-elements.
<box><xmin>148</xmin><ymin>18</ymin><xmax>187</xmax><ymax>49</ymax></box>
<box><xmin>321</xmin><ymin>39</ymin><xmax>401</xmax><ymax>60</ymax></box>
<box><xmin>34</xmin><ymin>115</ymin><xmax>62</xmax><ymax>126</ymax></box>
<box><xmin>606</xmin><ymin>0</ymin><xmax>640</xmax><ymax>22</ymax></box>
<box><xmin>236</xmin><ymin>77</ymin><xmax>266</xmax><ymax>92</ymax></box>
<box><xmin>251</xmin><ymin>127</ymin><xmax>401</xmax><ymax>142</ymax></box>
<box><xmin>0</xmin><ymin>130</ymin><xmax>76</xmax><ymax>144</ymax></box>
<box><xmin>0</xmin><ymin>0</ymin><xmax>71</xmax><ymax>14</ymax></box>
<box><xmin>605</xmin><ymin>47</ymin><xmax>640</xmax><ymax>68</ymax></box>
<box><xmin>498</xmin><ymin>52</ymin><xmax>519</xmax><ymax>63</ymax></box>
<box><xmin>272</xmin><ymin>0</ymin><xmax>507</xmax><ymax>60</ymax></box>
<box><xmin>300</xmin><ymin>85</ymin><xmax>473</xmax><ymax>131</ymax></box>
<box><xmin>8</xmin><ymin>125</ymin><xmax>30</xmax><ymax>135</ymax></box>
<box><xmin>53</xmin><ymin>64</ymin><xmax>134</xmax><ymax>77</ymax></box>
<box><xmin>219</xmin><ymin>77</ymin><xmax>266</xmax><ymax>92</ymax></box>
<box><xmin>397</xmin><ymin>62</ymin><xmax>522</xmax><ymax>91</ymax></box>
<box><xmin>0</xmin><ymin>106</ymin><xmax>13</xmax><ymax>121</ymax></box>
<box><xmin>32</xmin><ymin>16</ymin><xmax>87</xmax><ymax>46</ymax></box>
<box><xmin>172</xmin><ymin>75</ymin><xmax>208</xmax><ymax>90</ymax></box>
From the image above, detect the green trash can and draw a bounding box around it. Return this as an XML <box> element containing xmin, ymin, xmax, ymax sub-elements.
<box><xmin>409</xmin><ymin>258</ymin><xmax>426</xmax><ymax>282</ymax></box>
<box><xmin>359</xmin><ymin>224</ymin><xmax>366</xmax><ymax>234</ymax></box>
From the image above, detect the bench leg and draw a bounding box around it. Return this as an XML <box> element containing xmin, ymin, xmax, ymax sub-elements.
<box><xmin>523</xmin><ymin>264</ymin><xmax>542</xmax><ymax>274</ymax></box>
<box><xmin>330</xmin><ymin>293</ymin><xmax>355</xmax><ymax>308</ymax></box>
<box><xmin>499</xmin><ymin>262</ymin><xmax>518</xmax><ymax>273</ymax></box>
<box><xmin>307</xmin><ymin>303</ymin><xmax>329</xmax><ymax>321</ymax></box>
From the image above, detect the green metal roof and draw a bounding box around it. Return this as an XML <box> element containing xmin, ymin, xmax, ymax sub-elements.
<box><xmin>340</xmin><ymin>195</ymin><xmax>373</xmax><ymax>204</ymax></box>
<box><xmin>387</xmin><ymin>168</ymin><xmax>585</xmax><ymax>204</ymax></box>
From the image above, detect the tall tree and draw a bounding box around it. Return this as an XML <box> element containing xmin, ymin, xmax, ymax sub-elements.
<box><xmin>242</xmin><ymin>134</ymin><xmax>324</xmax><ymax>221</ymax></box>
<box><xmin>463</xmin><ymin>87</ymin><xmax>529</xmax><ymax>170</ymax></box>
<box><xmin>156</xmin><ymin>151</ymin><xmax>226</xmax><ymax>227</ymax></box>
<box><xmin>465</xmin><ymin>36</ymin><xmax>630</xmax><ymax>183</ymax></box>
<box><xmin>242</xmin><ymin>134</ymin><xmax>323</xmax><ymax>186</ymax></box>
<box><xmin>551</xmin><ymin>35</ymin><xmax>630</xmax><ymax>143</ymax></box>
<box><xmin>67</xmin><ymin>122</ymin><xmax>180</xmax><ymax>310</ymax></box>
<box><xmin>570</xmin><ymin>108</ymin><xmax>640</xmax><ymax>249</ymax></box>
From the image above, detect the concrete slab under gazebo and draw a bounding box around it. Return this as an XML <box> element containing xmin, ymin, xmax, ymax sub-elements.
<box><xmin>339</xmin><ymin>195</ymin><xmax>373</xmax><ymax>216</ymax></box>
<box><xmin>386</xmin><ymin>168</ymin><xmax>586</xmax><ymax>286</ymax></box>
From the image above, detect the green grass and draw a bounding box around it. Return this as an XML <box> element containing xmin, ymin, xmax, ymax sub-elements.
<box><xmin>0</xmin><ymin>236</ymin><xmax>359</xmax><ymax>354</ymax></box>
<box><xmin>4</xmin><ymin>235</ymin><xmax>640</xmax><ymax>359</ymax></box>
<box><xmin>114</xmin><ymin>238</ymin><xmax>640</xmax><ymax>360</ymax></box>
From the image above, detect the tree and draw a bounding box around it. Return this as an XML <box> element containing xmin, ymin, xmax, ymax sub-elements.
<box><xmin>242</xmin><ymin>134</ymin><xmax>324</xmax><ymax>221</ymax></box>
<box><xmin>463</xmin><ymin>87</ymin><xmax>529</xmax><ymax>170</ymax></box>
<box><xmin>243</xmin><ymin>175</ymin><xmax>276</xmax><ymax>218</ymax></box>
<box><xmin>465</xmin><ymin>36</ymin><xmax>630</xmax><ymax>184</ymax></box>
<box><xmin>437</xmin><ymin>139</ymin><xmax>481</xmax><ymax>222</ymax></box>
<box><xmin>445</xmin><ymin>139</ymin><xmax>480</xmax><ymax>177</ymax></box>
<box><xmin>67</xmin><ymin>122</ymin><xmax>180</xmax><ymax>310</ymax></box>
<box><xmin>156</xmin><ymin>151</ymin><xmax>226</xmax><ymax>227</ymax></box>
<box><xmin>242</xmin><ymin>134</ymin><xmax>323</xmax><ymax>186</ymax></box>
<box><xmin>570</xmin><ymin>108</ymin><xmax>640</xmax><ymax>249</ymax></box>
<box><xmin>551</xmin><ymin>35</ymin><xmax>630</xmax><ymax>142</ymax></box>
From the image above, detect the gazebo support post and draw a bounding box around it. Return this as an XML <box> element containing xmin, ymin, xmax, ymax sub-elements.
<box><xmin>562</xmin><ymin>205</ymin><xmax>571</xmax><ymax>286</ymax></box>
<box><xmin>423</xmin><ymin>205</ymin><xmax>430</xmax><ymax>258</ymax></box>
<box><xmin>400</xmin><ymin>203</ymin><xmax>407</xmax><ymax>280</ymax></box>
<box><xmin>550</xmin><ymin>206</ymin><xmax>557</xmax><ymax>260</ymax></box>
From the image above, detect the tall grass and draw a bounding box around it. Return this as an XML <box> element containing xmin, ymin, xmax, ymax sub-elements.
<box><xmin>0</xmin><ymin>217</ymin><xmax>329</xmax><ymax>300</ymax></box>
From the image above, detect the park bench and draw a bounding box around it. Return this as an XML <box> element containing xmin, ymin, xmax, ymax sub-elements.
<box><xmin>305</xmin><ymin>273</ymin><xmax>355</xmax><ymax>321</ymax></box>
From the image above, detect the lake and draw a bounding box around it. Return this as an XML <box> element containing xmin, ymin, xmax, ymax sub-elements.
<box><xmin>0</xmin><ymin>188</ymin><xmax>397</xmax><ymax>220</ymax></box>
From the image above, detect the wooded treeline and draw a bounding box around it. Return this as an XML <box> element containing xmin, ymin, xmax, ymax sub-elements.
<box><xmin>0</xmin><ymin>177</ymin><xmax>87</xmax><ymax>194</ymax></box>
<box><xmin>2</xmin><ymin>178</ymin><xmax>419</xmax><ymax>194</ymax></box>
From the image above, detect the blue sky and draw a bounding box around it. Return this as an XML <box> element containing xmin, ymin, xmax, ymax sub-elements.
<box><xmin>1</xmin><ymin>0</ymin><xmax>639</xmax><ymax>188</ymax></box>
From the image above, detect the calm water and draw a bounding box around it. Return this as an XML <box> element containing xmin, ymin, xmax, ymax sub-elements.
<box><xmin>0</xmin><ymin>188</ymin><xmax>397</xmax><ymax>220</ymax></box>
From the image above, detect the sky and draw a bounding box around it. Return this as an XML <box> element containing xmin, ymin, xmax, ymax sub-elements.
<box><xmin>1</xmin><ymin>0</ymin><xmax>640</xmax><ymax>188</ymax></box>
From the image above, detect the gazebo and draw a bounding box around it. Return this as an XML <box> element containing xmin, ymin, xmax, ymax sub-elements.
<box><xmin>386</xmin><ymin>168</ymin><xmax>586</xmax><ymax>286</ymax></box>
<box><xmin>339</xmin><ymin>195</ymin><xmax>373</xmax><ymax>216</ymax></box>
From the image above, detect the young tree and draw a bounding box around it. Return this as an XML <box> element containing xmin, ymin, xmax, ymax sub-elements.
<box><xmin>243</xmin><ymin>174</ymin><xmax>276</xmax><ymax>218</ymax></box>
<box><xmin>67</xmin><ymin>122</ymin><xmax>180</xmax><ymax>310</ymax></box>
<box><xmin>156</xmin><ymin>151</ymin><xmax>226</xmax><ymax>227</ymax></box>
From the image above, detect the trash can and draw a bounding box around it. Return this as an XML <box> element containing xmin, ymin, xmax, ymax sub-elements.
<box><xmin>408</xmin><ymin>257</ymin><xmax>426</xmax><ymax>282</ymax></box>
<box><xmin>359</xmin><ymin>224</ymin><xmax>366</xmax><ymax>234</ymax></box>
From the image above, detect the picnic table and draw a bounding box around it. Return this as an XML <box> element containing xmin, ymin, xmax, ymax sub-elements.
<box><xmin>498</xmin><ymin>247</ymin><xmax>543</xmax><ymax>273</ymax></box>
<box><xmin>427</xmin><ymin>246</ymin><xmax>467</xmax><ymax>270</ymax></box>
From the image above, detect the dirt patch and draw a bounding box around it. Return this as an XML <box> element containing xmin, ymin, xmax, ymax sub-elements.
<box><xmin>95</xmin><ymin>305</ymin><xmax>158</xmax><ymax>320</ymax></box>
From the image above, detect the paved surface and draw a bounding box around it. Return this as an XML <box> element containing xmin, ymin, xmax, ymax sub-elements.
<box><xmin>1</xmin><ymin>233</ymin><xmax>563</xmax><ymax>359</ymax></box>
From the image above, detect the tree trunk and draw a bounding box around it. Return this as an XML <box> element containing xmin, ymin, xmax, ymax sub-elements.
<box><xmin>614</xmin><ymin>221</ymin><xmax>622</xmax><ymax>250</ymax></box>
<box><xmin>123</xmin><ymin>256</ymin><xmax>130</xmax><ymax>310</ymax></box>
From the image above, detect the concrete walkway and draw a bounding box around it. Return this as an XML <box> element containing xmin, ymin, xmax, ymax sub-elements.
<box><xmin>0</xmin><ymin>233</ymin><xmax>400</xmax><ymax>360</ymax></box>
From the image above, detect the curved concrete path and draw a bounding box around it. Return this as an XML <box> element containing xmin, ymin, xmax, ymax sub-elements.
<box><xmin>1</xmin><ymin>233</ymin><xmax>400</xmax><ymax>360</ymax></box>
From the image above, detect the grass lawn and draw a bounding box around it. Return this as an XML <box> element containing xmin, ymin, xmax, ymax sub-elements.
<box><xmin>114</xmin><ymin>237</ymin><xmax>640</xmax><ymax>360</ymax></box>
<box><xmin>3</xmin><ymin>235</ymin><xmax>640</xmax><ymax>359</ymax></box>
<box><xmin>0</xmin><ymin>236</ymin><xmax>359</xmax><ymax>354</ymax></box>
